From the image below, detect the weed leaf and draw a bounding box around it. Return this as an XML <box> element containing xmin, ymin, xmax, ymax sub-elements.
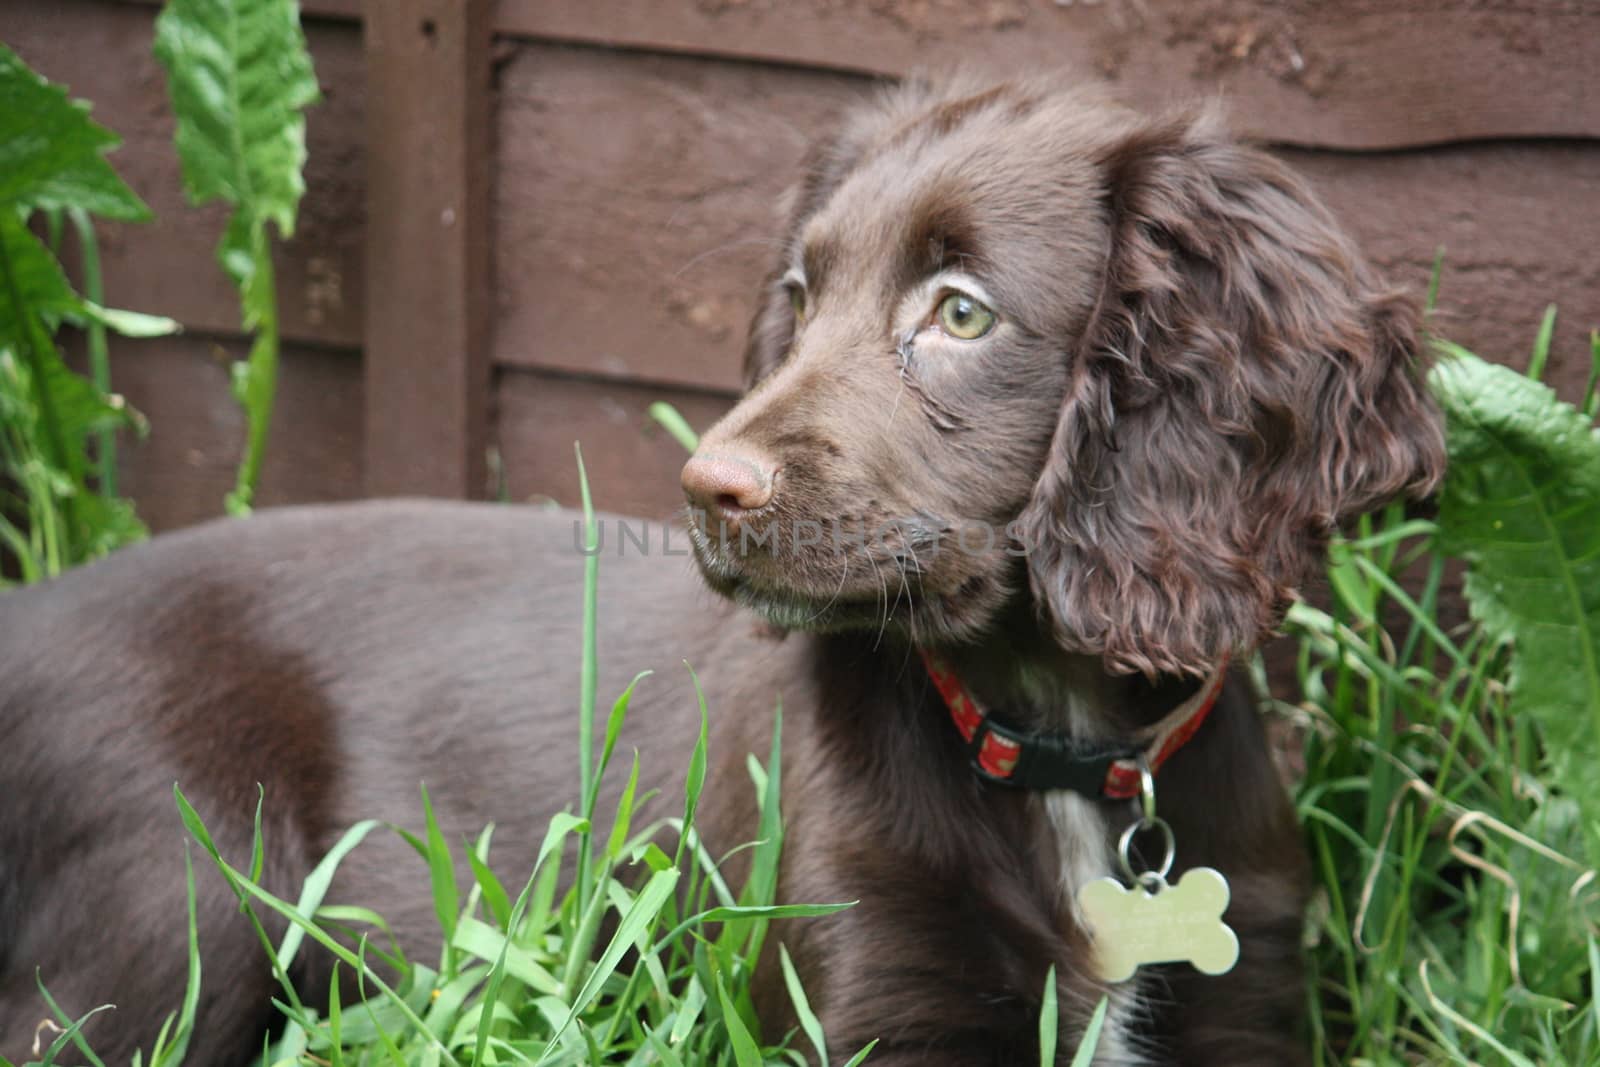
<box><xmin>1430</xmin><ymin>346</ymin><xmax>1600</xmax><ymax>858</ymax></box>
<box><xmin>0</xmin><ymin>46</ymin><xmax>148</xmax><ymax>218</ymax></box>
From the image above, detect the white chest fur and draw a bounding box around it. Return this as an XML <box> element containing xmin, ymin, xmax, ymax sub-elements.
<box><xmin>1043</xmin><ymin>791</ymin><xmax>1149</xmax><ymax>1067</ymax></box>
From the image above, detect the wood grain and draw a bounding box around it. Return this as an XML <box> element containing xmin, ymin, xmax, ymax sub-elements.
<box><xmin>495</xmin><ymin>43</ymin><xmax>1600</xmax><ymax>399</ymax></box>
<box><xmin>362</xmin><ymin>0</ymin><xmax>493</xmax><ymax>498</ymax></box>
<box><xmin>117</xmin><ymin>0</ymin><xmax>1600</xmax><ymax>147</ymax></box>
<box><xmin>62</xmin><ymin>334</ymin><xmax>365</xmax><ymax>534</ymax></box>
<box><xmin>498</xmin><ymin>0</ymin><xmax>1600</xmax><ymax>149</ymax></box>
<box><xmin>495</xmin><ymin>369</ymin><xmax>733</xmax><ymax>518</ymax></box>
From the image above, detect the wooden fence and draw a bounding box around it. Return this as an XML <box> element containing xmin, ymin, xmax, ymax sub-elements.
<box><xmin>10</xmin><ymin>0</ymin><xmax>1600</xmax><ymax>532</ymax></box>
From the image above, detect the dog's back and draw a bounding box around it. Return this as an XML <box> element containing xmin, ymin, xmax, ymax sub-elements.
<box><xmin>0</xmin><ymin>500</ymin><xmax>793</xmax><ymax>1062</ymax></box>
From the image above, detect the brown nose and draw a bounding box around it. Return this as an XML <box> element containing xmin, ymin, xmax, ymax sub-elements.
<box><xmin>681</xmin><ymin>450</ymin><xmax>777</xmax><ymax>518</ymax></box>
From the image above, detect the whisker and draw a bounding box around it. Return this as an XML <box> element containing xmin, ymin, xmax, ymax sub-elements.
<box><xmin>672</xmin><ymin>236</ymin><xmax>789</xmax><ymax>279</ymax></box>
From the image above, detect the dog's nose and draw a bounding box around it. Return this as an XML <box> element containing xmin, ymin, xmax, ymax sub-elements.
<box><xmin>681</xmin><ymin>450</ymin><xmax>777</xmax><ymax>518</ymax></box>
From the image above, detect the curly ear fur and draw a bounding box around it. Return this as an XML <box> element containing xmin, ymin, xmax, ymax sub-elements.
<box><xmin>1019</xmin><ymin>109</ymin><xmax>1447</xmax><ymax>678</ymax></box>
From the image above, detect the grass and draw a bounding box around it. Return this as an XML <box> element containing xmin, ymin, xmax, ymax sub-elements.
<box><xmin>1285</xmin><ymin>514</ymin><xmax>1600</xmax><ymax>1064</ymax></box>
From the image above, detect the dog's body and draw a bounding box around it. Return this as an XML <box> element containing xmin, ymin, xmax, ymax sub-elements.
<box><xmin>0</xmin><ymin>502</ymin><xmax>1303</xmax><ymax>1064</ymax></box>
<box><xmin>1</xmin><ymin>77</ymin><xmax>1444</xmax><ymax>1064</ymax></box>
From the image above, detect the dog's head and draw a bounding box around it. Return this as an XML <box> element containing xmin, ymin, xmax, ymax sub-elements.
<box><xmin>682</xmin><ymin>78</ymin><xmax>1445</xmax><ymax>676</ymax></box>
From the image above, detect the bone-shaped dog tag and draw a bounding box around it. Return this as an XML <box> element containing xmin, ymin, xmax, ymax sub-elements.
<box><xmin>1076</xmin><ymin>866</ymin><xmax>1240</xmax><ymax>983</ymax></box>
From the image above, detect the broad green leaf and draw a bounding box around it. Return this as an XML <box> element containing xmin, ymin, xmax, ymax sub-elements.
<box><xmin>0</xmin><ymin>225</ymin><xmax>142</xmax><ymax>460</ymax></box>
<box><xmin>70</xmin><ymin>490</ymin><xmax>148</xmax><ymax>561</ymax></box>
<box><xmin>153</xmin><ymin>0</ymin><xmax>318</xmax><ymax>238</ymax></box>
<box><xmin>0</xmin><ymin>46</ymin><xmax>148</xmax><ymax>219</ymax></box>
<box><xmin>1430</xmin><ymin>347</ymin><xmax>1600</xmax><ymax>855</ymax></box>
<box><xmin>0</xmin><ymin>213</ymin><xmax>83</xmax><ymax>350</ymax></box>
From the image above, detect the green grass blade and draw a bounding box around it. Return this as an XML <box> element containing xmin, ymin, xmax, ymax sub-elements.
<box><xmin>148</xmin><ymin>845</ymin><xmax>202</xmax><ymax>1067</ymax></box>
<box><xmin>277</xmin><ymin>819</ymin><xmax>382</xmax><ymax>972</ymax></box>
<box><xmin>1068</xmin><ymin>997</ymin><xmax>1109</xmax><ymax>1067</ymax></box>
<box><xmin>647</xmin><ymin>401</ymin><xmax>701</xmax><ymax>453</ymax></box>
<box><xmin>1424</xmin><ymin>246</ymin><xmax>1445</xmax><ymax>314</ymax></box>
<box><xmin>840</xmin><ymin>1041</ymin><xmax>880</xmax><ymax>1067</ymax></box>
<box><xmin>1038</xmin><ymin>965</ymin><xmax>1058</xmax><ymax>1065</ymax></box>
<box><xmin>1584</xmin><ymin>329</ymin><xmax>1599</xmax><ymax>418</ymax></box>
<box><xmin>327</xmin><ymin>964</ymin><xmax>344</xmax><ymax>1067</ymax></box>
<box><xmin>586</xmin><ymin>670</ymin><xmax>650</xmax><ymax>823</ymax></box>
<box><xmin>715</xmin><ymin>974</ymin><xmax>764</xmax><ymax>1067</ymax></box>
<box><xmin>605</xmin><ymin>750</ymin><xmax>642</xmax><ymax>861</ymax></box>
<box><xmin>32</xmin><ymin>1004</ymin><xmax>114</xmax><ymax>1067</ymax></box>
<box><xmin>534</xmin><ymin>868</ymin><xmax>681</xmax><ymax>1062</ymax></box>
<box><xmin>779</xmin><ymin>943</ymin><xmax>829</xmax><ymax>1067</ymax></box>
<box><xmin>31</xmin><ymin>974</ymin><xmax>109</xmax><ymax>1067</ymax></box>
<box><xmin>174</xmin><ymin>787</ymin><xmax>459</xmax><ymax>1066</ymax></box>
<box><xmin>249</xmin><ymin>785</ymin><xmax>266</xmax><ymax>882</ymax></box>
<box><xmin>675</xmin><ymin>663</ymin><xmax>710</xmax><ymax>871</ymax></box>
<box><xmin>1527</xmin><ymin>303</ymin><xmax>1557</xmax><ymax>381</ymax></box>
<box><xmin>467</xmin><ymin>825</ymin><xmax>512</xmax><ymax>930</ymax></box>
<box><xmin>575</xmin><ymin>442</ymin><xmax>599</xmax><ymax>915</ymax></box>
<box><xmin>420</xmin><ymin>783</ymin><xmax>460</xmax><ymax>952</ymax></box>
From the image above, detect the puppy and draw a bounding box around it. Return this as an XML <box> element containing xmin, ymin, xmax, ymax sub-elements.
<box><xmin>0</xmin><ymin>77</ymin><xmax>1444</xmax><ymax>1065</ymax></box>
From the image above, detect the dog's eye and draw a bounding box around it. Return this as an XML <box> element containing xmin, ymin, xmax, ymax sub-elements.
<box><xmin>936</xmin><ymin>292</ymin><xmax>996</xmax><ymax>340</ymax></box>
<box><xmin>787</xmin><ymin>284</ymin><xmax>807</xmax><ymax>321</ymax></box>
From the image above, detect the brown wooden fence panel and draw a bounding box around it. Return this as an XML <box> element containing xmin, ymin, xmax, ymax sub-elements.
<box><xmin>494</xmin><ymin>41</ymin><xmax>1600</xmax><ymax>399</ymax></box>
<box><xmin>12</xmin><ymin>0</ymin><xmax>1600</xmax><ymax>530</ymax></box>
<box><xmin>363</xmin><ymin>0</ymin><xmax>493</xmax><ymax>498</ymax></box>
<box><xmin>499</xmin><ymin>0</ymin><xmax>1600</xmax><ymax>148</ymax></box>
<box><xmin>497</xmin><ymin>371</ymin><xmax>733</xmax><ymax>517</ymax></box>
<box><xmin>74</xmin><ymin>334</ymin><xmax>365</xmax><ymax>532</ymax></box>
<box><xmin>493</xmin><ymin>44</ymin><xmax>864</xmax><ymax>394</ymax></box>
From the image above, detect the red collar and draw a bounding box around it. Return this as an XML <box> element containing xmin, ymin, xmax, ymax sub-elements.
<box><xmin>919</xmin><ymin>650</ymin><xmax>1228</xmax><ymax>799</ymax></box>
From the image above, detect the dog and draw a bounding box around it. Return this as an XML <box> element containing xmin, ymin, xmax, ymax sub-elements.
<box><xmin>0</xmin><ymin>77</ymin><xmax>1444</xmax><ymax>1065</ymax></box>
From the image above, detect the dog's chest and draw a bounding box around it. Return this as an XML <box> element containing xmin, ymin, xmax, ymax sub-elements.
<box><xmin>1043</xmin><ymin>792</ymin><xmax>1148</xmax><ymax>1067</ymax></box>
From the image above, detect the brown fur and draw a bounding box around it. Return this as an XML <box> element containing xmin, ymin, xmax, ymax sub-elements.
<box><xmin>0</xmin><ymin>78</ymin><xmax>1443</xmax><ymax>1065</ymax></box>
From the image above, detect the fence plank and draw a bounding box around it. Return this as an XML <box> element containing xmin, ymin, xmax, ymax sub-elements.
<box><xmin>495</xmin><ymin>43</ymin><xmax>1600</xmax><ymax>401</ymax></box>
<box><xmin>496</xmin><ymin>0</ymin><xmax>1600</xmax><ymax>150</ymax></box>
<box><xmin>71</xmin><ymin>334</ymin><xmax>366</xmax><ymax>534</ymax></box>
<box><xmin>496</xmin><ymin>369</ymin><xmax>733</xmax><ymax>518</ymax></box>
<box><xmin>362</xmin><ymin>0</ymin><xmax>493</xmax><ymax>498</ymax></box>
<box><xmin>118</xmin><ymin>0</ymin><xmax>1600</xmax><ymax>148</ymax></box>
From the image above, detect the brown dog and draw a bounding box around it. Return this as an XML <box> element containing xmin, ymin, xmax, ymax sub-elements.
<box><xmin>0</xmin><ymin>78</ymin><xmax>1443</xmax><ymax>1064</ymax></box>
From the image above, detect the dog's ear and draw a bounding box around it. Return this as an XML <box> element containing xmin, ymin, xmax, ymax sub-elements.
<box><xmin>1018</xmin><ymin>110</ymin><xmax>1446</xmax><ymax>678</ymax></box>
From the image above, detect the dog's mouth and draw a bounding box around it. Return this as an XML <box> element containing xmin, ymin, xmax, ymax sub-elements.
<box><xmin>714</xmin><ymin>573</ymin><xmax>926</xmax><ymax>633</ymax></box>
<box><xmin>684</xmin><ymin>510</ymin><xmax>1012</xmax><ymax>638</ymax></box>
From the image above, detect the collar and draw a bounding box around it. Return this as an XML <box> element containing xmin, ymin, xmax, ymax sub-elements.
<box><xmin>919</xmin><ymin>649</ymin><xmax>1229</xmax><ymax>800</ymax></box>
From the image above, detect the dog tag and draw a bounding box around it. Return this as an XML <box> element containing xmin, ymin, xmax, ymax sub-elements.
<box><xmin>1077</xmin><ymin>866</ymin><xmax>1240</xmax><ymax>983</ymax></box>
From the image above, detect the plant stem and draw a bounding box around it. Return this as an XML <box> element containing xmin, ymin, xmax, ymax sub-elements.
<box><xmin>69</xmin><ymin>207</ymin><xmax>117</xmax><ymax>496</ymax></box>
<box><xmin>0</xmin><ymin>223</ymin><xmax>79</xmax><ymax>538</ymax></box>
<box><xmin>227</xmin><ymin>245</ymin><xmax>278</xmax><ymax>516</ymax></box>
